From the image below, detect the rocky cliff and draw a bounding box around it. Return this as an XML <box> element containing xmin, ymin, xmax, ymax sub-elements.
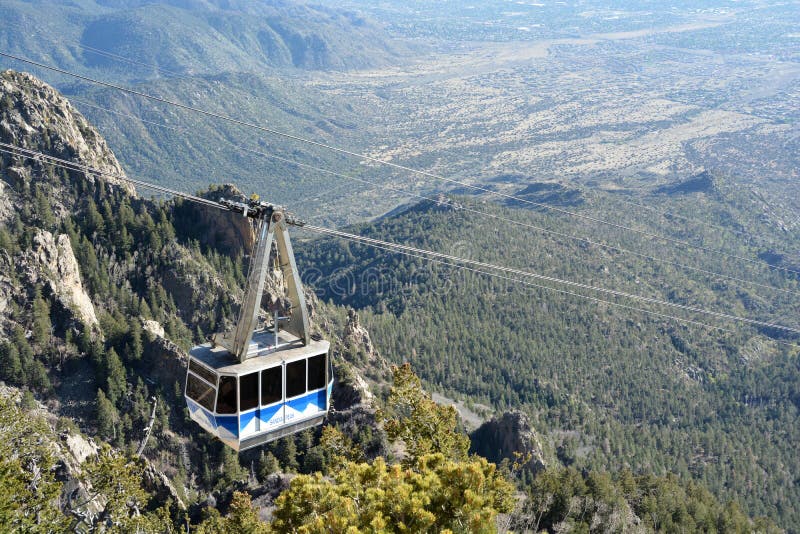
<box><xmin>470</xmin><ymin>410</ymin><xmax>547</xmax><ymax>474</ymax></box>
<box><xmin>28</xmin><ymin>230</ymin><xmax>99</xmax><ymax>328</ymax></box>
<box><xmin>171</xmin><ymin>184</ymin><xmax>255</xmax><ymax>256</ymax></box>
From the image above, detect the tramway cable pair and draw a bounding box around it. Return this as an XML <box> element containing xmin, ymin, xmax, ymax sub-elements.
<box><xmin>1</xmin><ymin>143</ymin><xmax>798</xmax><ymax>453</ymax></box>
<box><xmin>0</xmin><ymin>140</ymin><xmax>334</xmax><ymax>451</ymax></box>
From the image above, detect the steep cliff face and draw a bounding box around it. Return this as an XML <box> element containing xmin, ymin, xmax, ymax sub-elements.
<box><xmin>171</xmin><ymin>184</ymin><xmax>255</xmax><ymax>257</ymax></box>
<box><xmin>0</xmin><ymin>71</ymin><xmax>236</xmax><ymax>500</ymax></box>
<box><xmin>0</xmin><ymin>70</ymin><xmax>132</xmax><ymax>338</ymax></box>
<box><xmin>470</xmin><ymin>410</ymin><xmax>547</xmax><ymax>473</ymax></box>
<box><xmin>27</xmin><ymin>230</ymin><xmax>99</xmax><ymax>329</ymax></box>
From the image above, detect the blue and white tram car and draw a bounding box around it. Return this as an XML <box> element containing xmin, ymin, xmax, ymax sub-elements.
<box><xmin>185</xmin><ymin>331</ymin><xmax>332</xmax><ymax>451</ymax></box>
<box><xmin>183</xmin><ymin>198</ymin><xmax>333</xmax><ymax>451</ymax></box>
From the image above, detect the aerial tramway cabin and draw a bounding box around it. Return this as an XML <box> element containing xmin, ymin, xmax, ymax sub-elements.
<box><xmin>184</xmin><ymin>197</ymin><xmax>332</xmax><ymax>451</ymax></box>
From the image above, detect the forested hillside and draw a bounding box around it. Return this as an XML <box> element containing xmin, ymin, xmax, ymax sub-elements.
<box><xmin>0</xmin><ymin>70</ymin><xmax>784</xmax><ymax>532</ymax></box>
<box><xmin>296</xmin><ymin>197</ymin><xmax>800</xmax><ymax>528</ymax></box>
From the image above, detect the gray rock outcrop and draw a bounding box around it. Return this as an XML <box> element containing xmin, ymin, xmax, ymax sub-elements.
<box><xmin>142</xmin><ymin>326</ymin><xmax>189</xmax><ymax>389</ymax></box>
<box><xmin>142</xmin><ymin>462</ymin><xmax>186</xmax><ymax>510</ymax></box>
<box><xmin>26</xmin><ymin>229</ymin><xmax>99</xmax><ymax>328</ymax></box>
<box><xmin>470</xmin><ymin>410</ymin><xmax>547</xmax><ymax>473</ymax></box>
<box><xmin>343</xmin><ymin>309</ymin><xmax>379</xmax><ymax>363</ymax></box>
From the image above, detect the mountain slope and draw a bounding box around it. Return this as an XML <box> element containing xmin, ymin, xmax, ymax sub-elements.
<box><xmin>0</xmin><ymin>69</ymin><xmax>785</xmax><ymax>532</ymax></box>
<box><xmin>0</xmin><ymin>69</ymin><xmax>386</xmax><ymax>524</ymax></box>
<box><xmin>0</xmin><ymin>69</ymin><xmax>520</xmax><ymax>531</ymax></box>
<box><xmin>68</xmin><ymin>70</ymin><xmax>376</xmax><ymax>225</ymax></box>
<box><xmin>295</xmin><ymin>197</ymin><xmax>800</xmax><ymax>528</ymax></box>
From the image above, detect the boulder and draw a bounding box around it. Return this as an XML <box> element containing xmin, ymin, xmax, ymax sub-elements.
<box><xmin>142</xmin><ymin>319</ymin><xmax>165</xmax><ymax>339</ymax></box>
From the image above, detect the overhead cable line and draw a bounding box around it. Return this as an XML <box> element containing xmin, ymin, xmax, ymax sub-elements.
<box><xmin>305</xmin><ymin>237</ymin><xmax>800</xmax><ymax>351</ymax></box>
<box><xmin>62</xmin><ymin>95</ymin><xmax>800</xmax><ymax>298</ymax></box>
<box><xmin>326</xmin><ymin>239</ymin><xmax>743</xmax><ymax>334</ymax></box>
<box><xmin>0</xmin><ymin>142</ymin><xmax>225</xmax><ymax>210</ymax></box>
<box><xmin>2</xmin><ymin>50</ymin><xmax>797</xmax><ymax>276</ymax></box>
<box><xmin>302</xmin><ymin>225</ymin><xmax>800</xmax><ymax>335</ymax></box>
<box><xmin>2</xmin><ymin>141</ymin><xmax>797</xmax><ymax>340</ymax></box>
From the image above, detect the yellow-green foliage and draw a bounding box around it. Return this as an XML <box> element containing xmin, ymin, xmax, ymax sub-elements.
<box><xmin>83</xmin><ymin>444</ymin><xmax>163</xmax><ymax>532</ymax></box>
<box><xmin>263</xmin><ymin>365</ymin><xmax>514</xmax><ymax>533</ymax></box>
<box><xmin>270</xmin><ymin>453</ymin><xmax>514</xmax><ymax>533</ymax></box>
<box><xmin>195</xmin><ymin>492</ymin><xmax>269</xmax><ymax>534</ymax></box>
<box><xmin>0</xmin><ymin>395</ymin><xmax>68</xmax><ymax>533</ymax></box>
<box><xmin>381</xmin><ymin>363</ymin><xmax>470</xmax><ymax>465</ymax></box>
<box><xmin>318</xmin><ymin>424</ymin><xmax>365</xmax><ymax>468</ymax></box>
<box><xmin>0</xmin><ymin>394</ymin><xmax>175</xmax><ymax>533</ymax></box>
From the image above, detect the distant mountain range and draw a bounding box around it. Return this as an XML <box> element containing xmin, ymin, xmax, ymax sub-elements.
<box><xmin>0</xmin><ymin>0</ymin><xmax>424</xmax><ymax>225</ymax></box>
<box><xmin>0</xmin><ymin>0</ymin><xmax>414</xmax><ymax>77</ymax></box>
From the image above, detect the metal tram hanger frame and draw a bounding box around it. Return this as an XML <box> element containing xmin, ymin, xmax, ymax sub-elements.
<box><xmin>213</xmin><ymin>196</ymin><xmax>311</xmax><ymax>359</ymax></box>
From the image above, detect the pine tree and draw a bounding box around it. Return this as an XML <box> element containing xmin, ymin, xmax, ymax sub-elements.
<box><xmin>83</xmin><ymin>199</ymin><xmax>104</xmax><ymax>236</ymax></box>
<box><xmin>96</xmin><ymin>389</ymin><xmax>117</xmax><ymax>440</ymax></box>
<box><xmin>301</xmin><ymin>447</ymin><xmax>325</xmax><ymax>474</ymax></box>
<box><xmin>31</xmin><ymin>292</ymin><xmax>52</xmax><ymax>346</ymax></box>
<box><xmin>0</xmin><ymin>343</ymin><xmax>23</xmax><ymax>384</ymax></box>
<box><xmin>27</xmin><ymin>361</ymin><xmax>52</xmax><ymax>393</ymax></box>
<box><xmin>126</xmin><ymin>321</ymin><xmax>143</xmax><ymax>362</ymax></box>
<box><xmin>271</xmin><ymin>454</ymin><xmax>515</xmax><ymax>533</ymax></box>
<box><xmin>0</xmin><ymin>93</ymin><xmax>13</xmax><ymax>110</ymax></box>
<box><xmin>274</xmin><ymin>436</ymin><xmax>299</xmax><ymax>473</ymax></box>
<box><xmin>34</xmin><ymin>186</ymin><xmax>55</xmax><ymax>230</ymax></box>
<box><xmin>218</xmin><ymin>447</ymin><xmax>246</xmax><ymax>488</ymax></box>
<box><xmin>294</xmin><ymin>428</ymin><xmax>314</xmax><ymax>466</ymax></box>
<box><xmin>195</xmin><ymin>492</ymin><xmax>268</xmax><ymax>534</ymax></box>
<box><xmin>0</xmin><ymin>395</ymin><xmax>70</xmax><ymax>532</ymax></box>
<box><xmin>380</xmin><ymin>363</ymin><xmax>469</xmax><ymax>465</ymax></box>
<box><xmin>77</xmin><ymin>325</ymin><xmax>93</xmax><ymax>356</ymax></box>
<box><xmin>102</xmin><ymin>348</ymin><xmax>127</xmax><ymax>405</ymax></box>
<box><xmin>82</xmin><ymin>445</ymin><xmax>174</xmax><ymax>530</ymax></box>
<box><xmin>20</xmin><ymin>390</ymin><xmax>37</xmax><ymax>411</ymax></box>
<box><xmin>11</xmin><ymin>327</ymin><xmax>35</xmax><ymax>388</ymax></box>
<box><xmin>258</xmin><ymin>451</ymin><xmax>280</xmax><ymax>480</ymax></box>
